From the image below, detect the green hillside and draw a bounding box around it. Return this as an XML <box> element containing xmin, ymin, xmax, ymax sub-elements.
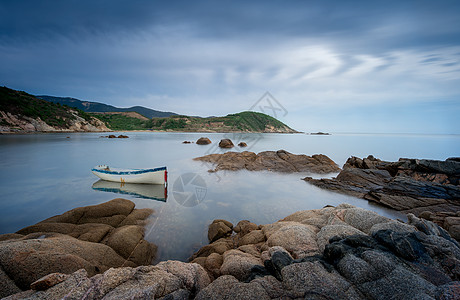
<box><xmin>0</xmin><ymin>86</ymin><xmax>92</xmax><ymax>128</ymax></box>
<box><xmin>91</xmin><ymin>113</ymin><xmax>146</xmax><ymax>130</ymax></box>
<box><xmin>94</xmin><ymin>111</ymin><xmax>296</xmax><ymax>132</ymax></box>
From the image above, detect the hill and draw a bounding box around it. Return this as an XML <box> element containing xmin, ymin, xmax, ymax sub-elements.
<box><xmin>93</xmin><ymin>111</ymin><xmax>297</xmax><ymax>133</ymax></box>
<box><xmin>37</xmin><ymin>95</ymin><xmax>178</xmax><ymax>118</ymax></box>
<box><xmin>0</xmin><ymin>87</ymin><xmax>109</xmax><ymax>132</ymax></box>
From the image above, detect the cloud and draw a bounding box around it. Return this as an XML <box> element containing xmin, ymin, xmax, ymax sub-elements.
<box><xmin>0</xmin><ymin>1</ymin><xmax>459</xmax><ymax>133</ymax></box>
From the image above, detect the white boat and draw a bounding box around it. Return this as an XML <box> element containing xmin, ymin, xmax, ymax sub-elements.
<box><xmin>91</xmin><ymin>165</ymin><xmax>167</xmax><ymax>184</ymax></box>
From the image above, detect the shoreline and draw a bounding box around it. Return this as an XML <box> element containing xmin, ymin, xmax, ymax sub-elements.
<box><xmin>2</xmin><ymin>200</ymin><xmax>459</xmax><ymax>299</ymax></box>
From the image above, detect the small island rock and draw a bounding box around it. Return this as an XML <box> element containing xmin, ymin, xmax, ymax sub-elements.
<box><xmin>218</xmin><ymin>139</ymin><xmax>234</xmax><ymax>148</ymax></box>
<box><xmin>238</xmin><ymin>142</ymin><xmax>247</xmax><ymax>147</ymax></box>
<box><xmin>196</xmin><ymin>137</ymin><xmax>212</xmax><ymax>145</ymax></box>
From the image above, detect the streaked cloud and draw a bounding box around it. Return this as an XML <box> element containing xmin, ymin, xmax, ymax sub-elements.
<box><xmin>0</xmin><ymin>0</ymin><xmax>459</xmax><ymax>133</ymax></box>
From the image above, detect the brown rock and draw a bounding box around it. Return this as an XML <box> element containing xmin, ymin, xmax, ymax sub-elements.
<box><xmin>205</xmin><ymin>253</ymin><xmax>223</xmax><ymax>278</ymax></box>
<box><xmin>39</xmin><ymin>198</ymin><xmax>135</xmax><ymax>225</ymax></box>
<box><xmin>108</xmin><ymin>135</ymin><xmax>117</xmax><ymax>138</ymax></box>
<box><xmin>238</xmin><ymin>142</ymin><xmax>247</xmax><ymax>147</ymax></box>
<box><xmin>0</xmin><ymin>233</ymin><xmax>133</xmax><ymax>290</ymax></box>
<box><xmin>117</xmin><ymin>135</ymin><xmax>129</xmax><ymax>138</ymax></box>
<box><xmin>103</xmin><ymin>225</ymin><xmax>155</xmax><ymax>265</ymax></box>
<box><xmin>218</xmin><ymin>139</ymin><xmax>234</xmax><ymax>148</ymax></box>
<box><xmin>30</xmin><ymin>273</ymin><xmax>69</xmax><ymax>291</ymax></box>
<box><xmin>182</xmin><ymin>140</ymin><xmax>192</xmax><ymax>144</ymax></box>
<box><xmin>196</xmin><ymin>137</ymin><xmax>212</xmax><ymax>145</ymax></box>
<box><xmin>238</xmin><ymin>230</ymin><xmax>265</xmax><ymax>246</ymax></box>
<box><xmin>220</xmin><ymin>250</ymin><xmax>263</xmax><ymax>281</ymax></box>
<box><xmin>208</xmin><ymin>220</ymin><xmax>233</xmax><ymax>243</ymax></box>
<box><xmin>234</xmin><ymin>220</ymin><xmax>258</xmax><ymax>235</ymax></box>
<box><xmin>195</xmin><ymin>150</ymin><xmax>340</xmax><ymax>174</ymax></box>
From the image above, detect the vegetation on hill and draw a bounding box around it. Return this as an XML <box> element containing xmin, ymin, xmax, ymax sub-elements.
<box><xmin>38</xmin><ymin>95</ymin><xmax>178</xmax><ymax>118</ymax></box>
<box><xmin>93</xmin><ymin>111</ymin><xmax>296</xmax><ymax>132</ymax></box>
<box><xmin>0</xmin><ymin>86</ymin><xmax>92</xmax><ymax>128</ymax></box>
<box><xmin>91</xmin><ymin>113</ymin><xmax>147</xmax><ymax>130</ymax></box>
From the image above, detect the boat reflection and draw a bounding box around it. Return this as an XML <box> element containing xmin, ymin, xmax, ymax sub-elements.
<box><xmin>92</xmin><ymin>180</ymin><xmax>167</xmax><ymax>202</ymax></box>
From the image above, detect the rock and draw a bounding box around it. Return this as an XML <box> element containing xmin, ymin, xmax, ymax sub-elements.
<box><xmin>208</xmin><ymin>220</ymin><xmax>233</xmax><ymax>243</ymax></box>
<box><xmin>182</xmin><ymin>140</ymin><xmax>192</xmax><ymax>144</ymax></box>
<box><xmin>238</xmin><ymin>230</ymin><xmax>265</xmax><ymax>246</ymax></box>
<box><xmin>108</xmin><ymin>134</ymin><xmax>117</xmax><ymax>138</ymax></box>
<box><xmin>156</xmin><ymin>260</ymin><xmax>211</xmax><ymax>292</ymax></box>
<box><xmin>316</xmin><ymin>224</ymin><xmax>365</xmax><ymax>252</ymax></box>
<box><xmin>266</xmin><ymin>223</ymin><xmax>319</xmax><ymax>258</ymax></box>
<box><xmin>0</xmin><ymin>233</ymin><xmax>132</xmax><ymax>291</ymax></box>
<box><xmin>305</xmin><ymin>156</ymin><xmax>460</xmax><ymax>239</ymax></box>
<box><xmin>196</xmin><ymin>137</ymin><xmax>212</xmax><ymax>145</ymax></box>
<box><xmin>30</xmin><ymin>273</ymin><xmax>69</xmax><ymax>291</ymax></box>
<box><xmin>238</xmin><ymin>142</ymin><xmax>247</xmax><ymax>147</ymax></box>
<box><xmin>5</xmin><ymin>263</ymin><xmax>211</xmax><ymax>300</ymax></box>
<box><xmin>117</xmin><ymin>135</ymin><xmax>129</xmax><ymax>138</ymax></box>
<box><xmin>220</xmin><ymin>250</ymin><xmax>263</xmax><ymax>281</ymax></box>
<box><xmin>234</xmin><ymin>220</ymin><xmax>258</xmax><ymax>235</ymax></box>
<box><xmin>0</xmin><ymin>266</ymin><xmax>21</xmax><ymax>298</ymax></box>
<box><xmin>204</xmin><ymin>253</ymin><xmax>223</xmax><ymax>278</ymax></box>
<box><xmin>7</xmin><ymin>204</ymin><xmax>460</xmax><ymax>299</ymax></box>
<box><xmin>281</xmin><ymin>261</ymin><xmax>361</xmax><ymax>299</ymax></box>
<box><xmin>195</xmin><ymin>275</ymin><xmax>271</xmax><ymax>300</ymax></box>
<box><xmin>343</xmin><ymin>207</ymin><xmax>390</xmax><ymax>234</ymax></box>
<box><xmin>195</xmin><ymin>150</ymin><xmax>340</xmax><ymax>174</ymax></box>
<box><xmin>103</xmin><ymin>225</ymin><xmax>156</xmax><ymax>265</ymax></box>
<box><xmin>218</xmin><ymin>138</ymin><xmax>234</xmax><ymax>148</ymax></box>
<box><xmin>0</xmin><ymin>199</ymin><xmax>156</xmax><ymax>298</ymax></box>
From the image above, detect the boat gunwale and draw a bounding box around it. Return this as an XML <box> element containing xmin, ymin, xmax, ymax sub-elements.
<box><xmin>91</xmin><ymin>166</ymin><xmax>166</xmax><ymax>175</ymax></box>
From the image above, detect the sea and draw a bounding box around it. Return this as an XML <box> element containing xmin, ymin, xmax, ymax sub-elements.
<box><xmin>0</xmin><ymin>132</ymin><xmax>459</xmax><ymax>262</ymax></box>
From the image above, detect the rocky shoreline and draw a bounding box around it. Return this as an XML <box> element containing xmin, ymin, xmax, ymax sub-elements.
<box><xmin>2</xmin><ymin>202</ymin><xmax>460</xmax><ymax>299</ymax></box>
<box><xmin>304</xmin><ymin>155</ymin><xmax>460</xmax><ymax>241</ymax></box>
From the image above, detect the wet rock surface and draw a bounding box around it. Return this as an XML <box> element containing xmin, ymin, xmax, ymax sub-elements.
<box><xmin>195</xmin><ymin>149</ymin><xmax>341</xmax><ymax>174</ymax></box>
<box><xmin>304</xmin><ymin>156</ymin><xmax>460</xmax><ymax>240</ymax></box>
<box><xmin>5</xmin><ymin>204</ymin><xmax>460</xmax><ymax>299</ymax></box>
<box><xmin>0</xmin><ymin>198</ymin><xmax>156</xmax><ymax>297</ymax></box>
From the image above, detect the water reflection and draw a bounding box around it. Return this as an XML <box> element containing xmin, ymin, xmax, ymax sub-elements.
<box><xmin>92</xmin><ymin>180</ymin><xmax>167</xmax><ymax>202</ymax></box>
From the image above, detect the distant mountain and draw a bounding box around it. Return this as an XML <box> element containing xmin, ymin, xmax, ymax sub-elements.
<box><xmin>37</xmin><ymin>95</ymin><xmax>178</xmax><ymax>118</ymax></box>
<box><xmin>0</xmin><ymin>87</ymin><xmax>109</xmax><ymax>132</ymax></box>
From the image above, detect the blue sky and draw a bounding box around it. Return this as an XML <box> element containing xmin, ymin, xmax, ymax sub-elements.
<box><xmin>1</xmin><ymin>1</ymin><xmax>459</xmax><ymax>133</ymax></box>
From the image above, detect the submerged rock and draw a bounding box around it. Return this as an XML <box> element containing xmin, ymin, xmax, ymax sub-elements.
<box><xmin>195</xmin><ymin>150</ymin><xmax>341</xmax><ymax>174</ymax></box>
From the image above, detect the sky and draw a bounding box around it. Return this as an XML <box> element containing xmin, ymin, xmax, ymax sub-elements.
<box><xmin>1</xmin><ymin>0</ymin><xmax>459</xmax><ymax>134</ymax></box>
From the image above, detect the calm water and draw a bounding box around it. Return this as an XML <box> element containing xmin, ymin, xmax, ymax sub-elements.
<box><xmin>0</xmin><ymin>132</ymin><xmax>459</xmax><ymax>262</ymax></box>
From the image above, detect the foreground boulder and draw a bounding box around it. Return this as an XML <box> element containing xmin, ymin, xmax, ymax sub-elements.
<box><xmin>189</xmin><ymin>204</ymin><xmax>460</xmax><ymax>299</ymax></box>
<box><xmin>5</xmin><ymin>204</ymin><xmax>460</xmax><ymax>299</ymax></box>
<box><xmin>5</xmin><ymin>261</ymin><xmax>211</xmax><ymax>300</ymax></box>
<box><xmin>0</xmin><ymin>198</ymin><xmax>156</xmax><ymax>297</ymax></box>
<box><xmin>304</xmin><ymin>156</ymin><xmax>460</xmax><ymax>240</ymax></box>
<box><xmin>195</xmin><ymin>150</ymin><xmax>341</xmax><ymax>174</ymax></box>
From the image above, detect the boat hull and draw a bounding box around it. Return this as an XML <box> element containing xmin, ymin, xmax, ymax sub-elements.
<box><xmin>91</xmin><ymin>166</ymin><xmax>167</xmax><ymax>184</ymax></box>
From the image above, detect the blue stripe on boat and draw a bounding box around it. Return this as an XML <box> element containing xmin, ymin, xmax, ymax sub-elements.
<box><xmin>91</xmin><ymin>166</ymin><xmax>166</xmax><ymax>175</ymax></box>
